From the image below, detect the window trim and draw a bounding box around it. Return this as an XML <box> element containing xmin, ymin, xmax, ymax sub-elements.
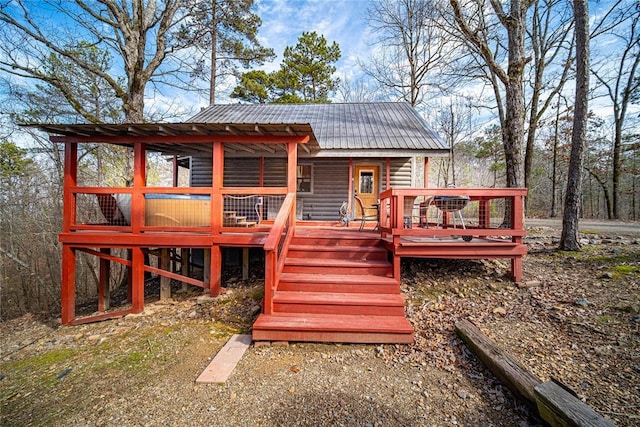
<box><xmin>296</xmin><ymin>163</ymin><xmax>314</xmax><ymax>194</ymax></box>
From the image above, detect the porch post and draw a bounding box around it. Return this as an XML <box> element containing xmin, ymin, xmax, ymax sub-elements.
<box><xmin>98</xmin><ymin>248</ymin><xmax>111</xmax><ymax>311</ymax></box>
<box><xmin>131</xmin><ymin>143</ymin><xmax>146</xmax><ymax>312</ymax></box>
<box><xmin>211</xmin><ymin>141</ymin><xmax>224</xmax><ymax>233</ymax></box>
<box><xmin>132</xmin><ymin>143</ymin><xmax>146</xmax><ymax>233</ymax></box>
<box><xmin>210</xmin><ymin>141</ymin><xmax>224</xmax><ymax>296</ymax></box>
<box><xmin>209</xmin><ymin>246</ymin><xmax>222</xmax><ymax>297</ymax></box>
<box><xmin>61</xmin><ymin>142</ymin><xmax>77</xmax><ymax>325</ymax></box>
<box><xmin>348</xmin><ymin>158</ymin><xmax>354</xmax><ymax>213</ymax></box>
<box><xmin>386</xmin><ymin>157</ymin><xmax>391</xmax><ymax>190</ymax></box>
<box><xmin>131</xmin><ymin>247</ymin><xmax>145</xmax><ymax>313</ymax></box>
<box><xmin>287</xmin><ymin>142</ymin><xmax>297</xmax><ymax>218</ymax></box>
<box><xmin>259</xmin><ymin>156</ymin><xmax>265</xmax><ymax>187</ymax></box>
<box><xmin>61</xmin><ymin>245</ymin><xmax>76</xmax><ymax>325</ymax></box>
<box><xmin>510</xmin><ymin>194</ymin><xmax>524</xmax><ymax>282</ymax></box>
<box><xmin>424</xmin><ymin>157</ymin><xmax>429</xmax><ymax>188</ymax></box>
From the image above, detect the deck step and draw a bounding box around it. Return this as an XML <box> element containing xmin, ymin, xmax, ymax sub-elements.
<box><xmin>278</xmin><ymin>272</ymin><xmax>399</xmax><ymax>294</ymax></box>
<box><xmin>283</xmin><ymin>258</ymin><xmax>392</xmax><ymax>275</ymax></box>
<box><xmin>252</xmin><ymin>313</ymin><xmax>414</xmax><ymax>344</ymax></box>
<box><xmin>287</xmin><ymin>244</ymin><xmax>388</xmax><ymax>261</ymax></box>
<box><xmin>273</xmin><ymin>291</ymin><xmax>405</xmax><ymax>316</ymax></box>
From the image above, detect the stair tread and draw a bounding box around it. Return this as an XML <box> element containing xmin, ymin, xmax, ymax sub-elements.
<box><xmin>274</xmin><ymin>291</ymin><xmax>405</xmax><ymax>306</ymax></box>
<box><xmin>253</xmin><ymin>313</ymin><xmax>413</xmax><ymax>334</ymax></box>
<box><xmin>288</xmin><ymin>244</ymin><xmax>386</xmax><ymax>252</ymax></box>
<box><xmin>279</xmin><ymin>272</ymin><xmax>398</xmax><ymax>284</ymax></box>
<box><xmin>285</xmin><ymin>258</ymin><xmax>391</xmax><ymax>267</ymax></box>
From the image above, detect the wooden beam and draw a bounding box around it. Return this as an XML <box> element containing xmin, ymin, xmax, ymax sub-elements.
<box><xmin>209</xmin><ymin>246</ymin><xmax>222</xmax><ymax>297</ymax></box>
<box><xmin>534</xmin><ymin>381</ymin><xmax>614</xmax><ymax>427</ymax></box>
<box><xmin>61</xmin><ymin>245</ymin><xmax>76</xmax><ymax>325</ymax></box>
<box><xmin>455</xmin><ymin>319</ymin><xmax>541</xmax><ymax>405</ymax></box>
<box><xmin>348</xmin><ymin>158</ymin><xmax>354</xmax><ymax>213</ymax></box>
<box><xmin>242</xmin><ymin>247</ymin><xmax>249</xmax><ymax>280</ymax></box>
<box><xmin>132</xmin><ymin>143</ymin><xmax>146</xmax><ymax>233</ymax></box>
<box><xmin>160</xmin><ymin>248</ymin><xmax>171</xmax><ymax>300</ymax></box>
<box><xmin>131</xmin><ymin>247</ymin><xmax>145</xmax><ymax>313</ymax></box>
<box><xmin>50</xmin><ymin>134</ymin><xmax>310</xmax><ymax>145</ymax></box>
<box><xmin>63</xmin><ymin>143</ymin><xmax>77</xmax><ymax>233</ymax></box>
<box><xmin>98</xmin><ymin>248</ymin><xmax>111</xmax><ymax>312</ymax></box>
<box><xmin>424</xmin><ymin>157</ymin><xmax>429</xmax><ymax>187</ymax></box>
<box><xmin>259</xmin><ymin>156</ymin><xmax>265</xmax><ymax>187</ymax></box>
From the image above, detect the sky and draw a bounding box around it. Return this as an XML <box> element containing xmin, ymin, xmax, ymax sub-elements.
<box><xmin>254</xmin><ymin>0</ymin><xmax>371</xmax><ymax>76</ymax></box>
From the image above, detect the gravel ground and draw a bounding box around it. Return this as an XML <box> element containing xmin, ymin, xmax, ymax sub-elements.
<box><xmin>1</xmin><ymin>225</ymin><xmax>638</xmax><ymax>426</ymax></box>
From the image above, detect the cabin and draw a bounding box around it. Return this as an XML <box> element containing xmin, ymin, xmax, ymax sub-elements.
<box><xmin>37</xmin><ymin>102</ymin><xmax>527</xmax><ymax>344</ymax></box>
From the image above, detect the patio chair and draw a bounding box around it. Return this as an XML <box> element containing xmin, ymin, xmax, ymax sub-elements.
<box><xmin>338</xmin><ymin>201</ymin><xmax>349</xmax><ymax>226</ymax></box>
<box><xmin>354</xmin><ymin>194</ymin><xmax>379</xmax><ymax>231</ymax></box>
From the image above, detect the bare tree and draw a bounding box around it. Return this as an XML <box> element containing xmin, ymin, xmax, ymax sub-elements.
<box><xmin>560</xmin><ymin>0</ymin><xmax>589</xmax><ymax>251</ymax></box>
<box><xmin>448</xmin><ymin>0</ymin><xmax>534</xmax><ymax>189</ymax></box>
<box><xmin>524</xmin><ymin>0</ymin><xmax>574</xmax><ymax>201</ymax></box>
<box><xmin>591</xmin><ymin>3</ymin><xmax>640</xmax><ymax>219</ymax></box>
<box><xmin>364</xmin><ymin>0</ymin><xmax>447</xmax><ymax>107</ymax></box>
<box><xmin>0</xmin><ymin>0</ymin><xmax>184</xmax><ymax>123</ymax></box>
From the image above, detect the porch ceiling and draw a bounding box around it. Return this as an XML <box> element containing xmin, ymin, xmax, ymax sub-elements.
<box><xmin>29</xmin><ymin>122</ymin><xmax>320</xmax><ymax>157</ymax></box>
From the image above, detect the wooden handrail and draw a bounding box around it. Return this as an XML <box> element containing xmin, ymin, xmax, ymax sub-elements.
<box><xmin>264</xmin><ymin>193</ymin><xmax>295</xmax><ymax>251</ymax></box>
<box><xmin>263</xmin><ymin>192</ymin><xmax>295</xmax><ymax>315</ymax></box>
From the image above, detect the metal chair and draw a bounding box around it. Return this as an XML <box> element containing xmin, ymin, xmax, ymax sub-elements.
<box><xmin>354</xmin><ymin>195</ymin><xmax>379</xmax><ymax>231</ymax></box>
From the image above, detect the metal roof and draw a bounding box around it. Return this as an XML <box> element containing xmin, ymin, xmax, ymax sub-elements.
<box><xmin>189</xmin><ymin>102</ymin><xmax>448</xmax><ymax>152</ymax></box>
<box><xmin>30</xmin><ymin>122</ymin><xmax>318</xmax><ymax>157</ymax></box>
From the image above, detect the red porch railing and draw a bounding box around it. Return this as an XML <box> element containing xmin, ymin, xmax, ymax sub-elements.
<box><xmin>380</xmin><ymin>187</ymin><xmax>527</xmax><ymax>281</ymax></box>
<box><xmin>263</xmin><ymin>193</ymin><xmax>296</xmax><ymax>315</ymax></box>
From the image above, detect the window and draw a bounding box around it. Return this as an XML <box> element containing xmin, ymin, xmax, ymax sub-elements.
<box><xmin>296</xmin><ymin>164</ymin><xmax>313</xmax><ymax>193</ymax></box>
<box><xmin>359</xmin><ymin>170</ymin><xmax>374</xmax><ymax>194</ymax></box>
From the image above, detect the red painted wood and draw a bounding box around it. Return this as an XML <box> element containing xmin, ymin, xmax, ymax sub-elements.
<box><xmin>424</xmin><ymin>157</ymin><xmax>429</xmax><ymax>187</ymax></box>
<box><xmin>274</xmin><ymin>291</ymin><xmax>405</xmax><ymax>306</ymax></box>
<box><xmin>273</xmin><ymin>292</ymin><xmax>405</xmax><ymax>316</ymax></box>
<box><xmin>70</xmin><ymin>308</ymin><xmax>133</xmax><ymax>325</ymax></box>
<box><xmin>211</xmin><ymin>141</ymin><xmax>224</xmax><ymax>234</ymax></box>
<box><xmin>131</xmin><ymin>247</ymin><xmax>144</xmax><ymax>313</ymax></box>
<box><xmin>98</xmin><ymin>248</ymin><xmax>110</xmax><ymax>312</ymax></box>
<box><xmin>61</xmin><ymin>245</ymin><xmax>76</xmax><ymax>325</ymax></box>
<box><xmin>76</xmin><ymin>248</ymin><xmax>132</xmax><ymax>266</ymax></box>
<box><xmin>52</xmin><ymin>134</ymin><xmax>310</xmax><ymax>145</ymax></box>
<box><xmin>143</xmin><ymin>264</ymin><xmax>208</xmax><ymax>289</ymax></box>
<box><xmin>62</xmin><ymin>143</ymin><xmax>77</xmax><ymax>233</ymax></box>
<box><xmin>253</xmin><ymin>329</ymin><xmax>414</xmax><ymax>344</ymax></box>
<box><xmin>209</xmin><ymin>246</ymin><xmax>222</xmax><ymax>297</ymax></box>
<box><xmin>286</xmin><ymin>244</ymin><xmax>388</xmax><ymax>261</ymax></box>
<box><xmin>132</xmin><ymin>143</ymin><xmax>146</xmax><ymax>234</ymax></box>
<box><xmin>253</xmin><ymin>313</ymin><xmax>413</xmax><ymax>333</ymax></box>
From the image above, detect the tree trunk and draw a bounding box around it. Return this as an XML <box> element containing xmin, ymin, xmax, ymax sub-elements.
<box><xmin>209</xmin><ymin>0</ymin><xmax>218</xmax><ymax>105</ymax></box>
<box><xmin>560</xmin><ymin>0</ymin><xmax>589</xmax><ymax>251</ymax></box>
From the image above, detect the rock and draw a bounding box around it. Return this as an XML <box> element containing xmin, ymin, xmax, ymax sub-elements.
<box><xmin>579</xmin><ymin>238</ymin><xmax>590</xmax><ymax>245</ymax></box>
<box><xmin>575</xmin><ymin>298</ymin><xmax>589</xmax><ymax>307</ymax></box>
<box><xmin>196</xmin><ymin>295</ymin><xmax>216</xmax><ymax>305</ymax></box>
<box><xmin>517</xmin><ymin>280</ymin><xmax>541</xmax><ymax>289</ymax></box>
<box><xmin>492</xmin><ymin>307</ymin><xmax>507</xmax><ymax>315</ymax></box>
<box><xmin>456</xmin><ymin>390</ymin><xmax>468</xmax><ymax>399</ymax></box>
<box><xmin>601</xmin><ymin>239</ymin><xmax>613</xmax><ymax>244</ymax></box>
<box><xmin>600</xmin><ymin>272</ymin><xmax>614</xmax><ymax>279</ymax></box>
<box><xmin>87</xmin><ymin>334</ymin><xmax>101</xmax><ymax>341</ymax></box>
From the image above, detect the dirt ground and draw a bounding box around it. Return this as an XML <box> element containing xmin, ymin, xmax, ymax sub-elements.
<box><xmin>1</xmin><ymin>224</ymin><xmax>638</xmax><ymax>426</ymax></box>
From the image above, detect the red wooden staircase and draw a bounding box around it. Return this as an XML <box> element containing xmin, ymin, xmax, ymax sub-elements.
<box><xmin>252</xmin><ymin>229</ymin><xmax>414</xmax><ymax>344</ymax></box>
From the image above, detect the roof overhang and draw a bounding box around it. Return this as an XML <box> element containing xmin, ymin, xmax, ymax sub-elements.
<box><xmin>27</xmin><ymin>122</ymin><xmax>319</xmax><ymax>157</ymax></box>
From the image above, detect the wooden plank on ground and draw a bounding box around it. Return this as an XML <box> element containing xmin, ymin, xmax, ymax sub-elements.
<box><xmin>455</xmin><ymin>319</ymin><xmax>542</xmax><ymax>405</ymax></box>
<box><xmin>195</xmin><ymin>334</ymin><xmax>252</xmax><ymax>384</ymax></box>
<box><xmin>534</xmin><ymin>381</ymin><xmax>614</xmax><ymax>427</ymax></box>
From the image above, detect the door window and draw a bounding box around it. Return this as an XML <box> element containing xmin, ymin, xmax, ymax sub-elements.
<box><xmin>359</xmin><ymin>170</ymin><xmax>374</xmax><ymax>194</ymax></box>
